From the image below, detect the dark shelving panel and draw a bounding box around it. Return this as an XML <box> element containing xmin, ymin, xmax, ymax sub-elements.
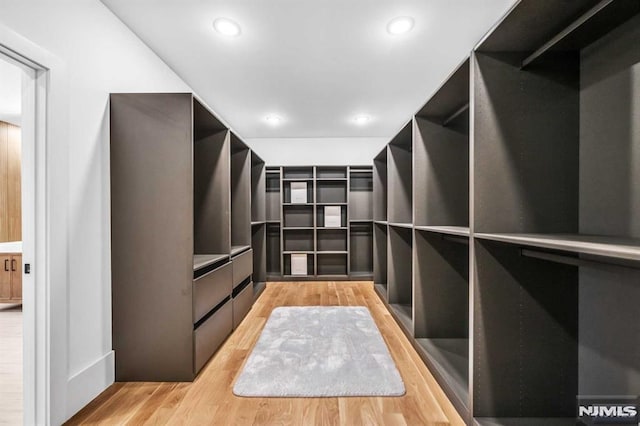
<box><xmin>387</xmin><ymin>123</ymin><xmax>412</xmax><ymax>224</ymax></box>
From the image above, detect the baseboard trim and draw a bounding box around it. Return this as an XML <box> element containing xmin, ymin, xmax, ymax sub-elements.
<box><xmin>66</xmin><ymin>350</ymin><xmax>115</xmax><ymax>421</ymax></box>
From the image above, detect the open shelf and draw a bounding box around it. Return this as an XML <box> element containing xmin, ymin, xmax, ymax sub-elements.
<box><xmin>414</xmin><ymin>228</ymin><xmax>469</xmax><ymax>415</ymax></box>
<box><xmin>317</xmin><ymin>228</ymin><xmax>347</xmax><ymax>252</ymax></box>
<box><xmin>414</xmin><ymin>59</ymin><xmax>469</xmax><ymax>228</ymax></box>
<box><xmin>350</xmin><ymin>222</ymin><xmax>373</xmax><ymax>278</ymax></box>
<box><xmin>350</xmin><ymin>166</ymin><xmax>373</xmax><ymax>221</ymax></box>
<box><xmin>317</xmin><ymin>252</ymin><xmax>348</xmax><ymax>276</ymax></box>
<box><xmin>265</xmin><ymin>168</ymin><xmax>281</xmax><ymax>222</ymax></box>
<box><xmin>230</xmin><ymin>134</ymin><xmax>251</xmax><ymax>250</ymax></box>
<box><xmin>283</xmin><ymin>180</ymin><xmax>314</xmax><ymax>204</ymax></box>
<box><xmin>230</xmin><ymin>245</ymin><xmax>251</xmax><ymax>257</ymax></box>
<box><xmin>388</xmin><ymin>122</ymin><xmax>412</xmax><ymax>225</ymax></box>
<box><xmin>414</xmin><ymin>225</ymin><xmax>470</xmax><ymax>237</ymax></box>
<box><xmin>415</xmin><ymin>338</ymin><xmax>469</xmax><ymax>412</ymax></box>
<box><xmin>316</xmin><ymin>205</ymin><xmax>347</xmax><ymax>228</ymax></box>
<box><xmin>282</xmin><ymin>166</ymin><xmax>313</xmax><ymax>179</ymax></box>
<box><xmin>373</xmin><ymin>148</ymin><xmax>388</xmax><ymax>222</ymax></box>
<box><xmin>373</xmin><ymin>223</ymin><xmax>388</xmax><ymax>300</ymax></box>
<box><xmin>388</xmin><ymin>225</ymin><xmax>412</xmax><ymax>333</ymax></box>
<box><xmin>251</xmin><ymin>223</ymin><xmax>266</xmax><ymax>285</ymax></box>
<box><xmin>475</xmin><ymin>233</ymin><xmax>640</xmax><ymax>261</ymax></box>
<box><xmin>193</xmin><ymin>254</ymin><xmax>229</xmax><ymax>272</ymax></box>
<box><xmin>282</xmin><ymin>205</ymin><xmax>314</xmax><ymax>228</ymax></box>
<box><xmin>316</xmin><ymin>181</ymin><xmax>347</xmax><ymax>204</ymax></box>
<box><xmin>283</xmin><ymin>252</ymin><xmax>314</xmax><ymax>276</ymax></box>
<box><xmin>266</xmin><ymin>223</ymin><xmax>281</xmax><ymax>276</ymax></box>
<box><xmin>316</xmin><ymin>166</ymin><xmax>347</xmax><ymax>179</ymax></box>
<box><xmin>389</xmin><ymin>303</ymin><xmax>413</xmax><ymax>334</ymax></box>
<box><xmin>251</xmin><ymin>152</ymin><xmax>266</xmax><ymax>223</ymax></box>
<box><xmin>282</xmin><ymin>228</ymin><xmax>314</xmax><ymax>252</ymax></box>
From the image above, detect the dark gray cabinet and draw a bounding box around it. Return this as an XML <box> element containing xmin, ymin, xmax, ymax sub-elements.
<box><xmin>110</xmin><ymin>93</ymin><xmax>262</xmax><ymax>381</ymax></box>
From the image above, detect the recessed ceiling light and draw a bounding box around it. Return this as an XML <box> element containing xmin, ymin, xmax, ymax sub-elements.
<box><xmin>353</xmin><ymin>114</ymin><xmax>371</xmax><ymax>125</ymax></box>
<box><xmin>387</xmin><ymin>17</ymin><xmax>414</xmax><ymax>35</ymax></box>
<box><xmin>213</xmin><ymin>18</ymin><xmax>241</xmax><ymax>37</ymax></box>
<box><xmin>265</xmin><ymin>114</ymin><xmax>282</xmax><ymax>126</ymax></box>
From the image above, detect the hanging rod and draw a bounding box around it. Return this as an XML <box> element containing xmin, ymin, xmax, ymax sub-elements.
<box><xmin>442</xmin><ymin>103</ymin><xmax>470</xmax><ymax>127</ymax></box>
<box><xmin>520</xmin><ymin>248</ymin><xmax>640</xmax><ymax>270</ymax></box>
<box><xmin>442</xmin><ymin>235</ymin><xmax>469</xmax><ymax>246</ymax></box>
<box><xmin>521</xmin><ymin>0</ymin><xmax>614</xmax><ymax>68</ymax></box>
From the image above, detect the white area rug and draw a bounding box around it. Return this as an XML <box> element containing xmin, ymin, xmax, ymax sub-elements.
<box><xmin>233</xmin><ymin>306</ymin><xmax>405</xmax><ymax>397</ymax></box>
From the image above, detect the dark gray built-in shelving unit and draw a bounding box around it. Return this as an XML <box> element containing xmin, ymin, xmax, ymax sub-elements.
<box><xmin>266</xmin><ymin>165</ymin><xmax>373</xmax><ymax>281</ymax></box>
<box><xmin>373</xmin><ymin>1</ymin><xmax>640</xmax><ymax>424</ymax></box>
<box><xmin>110</xmin><ymin>93</ymin><xmax>263</xmax><ymax>382</ymax></box>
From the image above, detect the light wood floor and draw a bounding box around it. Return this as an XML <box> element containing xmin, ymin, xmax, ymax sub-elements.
<box><xmin>66</xmin><ymin>282</ymin><xmax>463</xmax><ymax>425</ymax></box>
<box><xmin>0</xmin><ymin>303</ymin><xmax>22</xmax><ymax>426</ymax></box>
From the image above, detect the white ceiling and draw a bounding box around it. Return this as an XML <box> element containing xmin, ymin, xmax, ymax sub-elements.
<box><xmin>0</xmin><ymin>58</ymin><xmax>22</xmax><ymax>126</ymax></box>
<box><xmin>101</xmin><ymin>0</ymin><xmax>516</xmax><ymax>139</ymax></box>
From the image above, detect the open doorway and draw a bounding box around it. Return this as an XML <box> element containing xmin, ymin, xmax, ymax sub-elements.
<box><xmin>0</xmin><ymin>53</ymin><xmax>25</xmax><ymax>425</ymax></box>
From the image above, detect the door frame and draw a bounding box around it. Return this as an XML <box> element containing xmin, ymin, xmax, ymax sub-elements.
<box><xmin>0</xmin><ymin>23</ymin><xmax>69</xmax><ymax>425</ymax></box>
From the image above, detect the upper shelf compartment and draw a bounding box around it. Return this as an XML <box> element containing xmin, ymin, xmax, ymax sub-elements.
<box><xmin>414</xmin><ymin>58</ymin><xmax>469</xmax><ymax>229</ymax></box>
<box><xmin>387</xmin><ymin>122</ymin><xmax>412</xmax><ymax>225</ymax></box>
<box><xmin>477</xmin><ymin>0</ymin><xmax>640</xmax><ymax>68</ymax></box>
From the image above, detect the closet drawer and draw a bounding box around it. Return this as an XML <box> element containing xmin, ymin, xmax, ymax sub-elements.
<box><xmin>233</xmin><ymin>282</ymin><xmax>253</xmax><ymax>329</ymax></box>
<box><xmin>193</xmin><ymin>262</ymin><xmax>232</xmax><ymax>323</ymax></box>
<box><xmin>232</xmin><ymin>249</ymin><xmax>253</xmax><ymax>289</ymax></box>
<box><xmin>194</xmin><ymin>298</ymin><xmax>232</xmax><ymax>374</ymax></box>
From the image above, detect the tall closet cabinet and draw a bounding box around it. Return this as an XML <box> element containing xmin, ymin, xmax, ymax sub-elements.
<box><xmin>110</xmin><ymin>93</ymin><xmax>266</xmax><ymax>381</ymax></box>
<box><xmin>374</xmin><ymin>0</ymin><xmax>640</xmax><ymax>424</ymax></box>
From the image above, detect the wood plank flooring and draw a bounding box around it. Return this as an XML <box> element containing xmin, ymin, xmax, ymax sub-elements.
<box><xmin>0</xmin><ymin>303</ymin><xmax>22</xmax><ymax>426</ymax></box>
<box><xmin>66</xmin><ymin>282</ymin><xmax>464</xmax><ymax>425</ymax></box>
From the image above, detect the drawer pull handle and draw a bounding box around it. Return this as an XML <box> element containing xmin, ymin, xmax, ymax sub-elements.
<box><xmin>11</xmin><ymin>259</ymin><xmax>16</xmax><ymax>272</ymax></box>
<box><xmin>4</xmin><ymin>259</ymin><xmax>7</xmax><ymax>272</ymax></box>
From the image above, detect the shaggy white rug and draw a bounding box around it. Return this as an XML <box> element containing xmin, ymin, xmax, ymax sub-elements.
<box><xmin>233</xmin><ymin>306</ymin><xmax>405</xmax><ymax>397</ymax></box>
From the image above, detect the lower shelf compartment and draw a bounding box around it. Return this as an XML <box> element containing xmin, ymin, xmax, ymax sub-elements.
<box><xmin>415</xmin><ymin>338</ymin><xmax>469</xmax><ymax>412</ymax></box>
<box><xmin>390</xmin><ymin>303</ymin><xmax>413</xmax><ymax>334</ymax></box>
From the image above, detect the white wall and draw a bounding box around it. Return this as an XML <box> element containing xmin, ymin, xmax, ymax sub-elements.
<box><xmin>245</xmin><ymin>137</ymin><xmax>389</xmax><ymax>166</ymax></box>
<box><xmin>0</xmin><ymin>1</ymin><xmax>191</xmax><ymax>423</ymax></box>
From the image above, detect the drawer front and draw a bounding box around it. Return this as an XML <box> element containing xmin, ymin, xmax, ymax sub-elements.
<box><xmin>193</xmin><ymin>262</ymin><xmax>232</xmax><ymax>323</ymax></box>
<box><xmin>232</xmin><ymin>249</ymin><xmax>253</xmax><ymax>289</ymax></box>
<box><xmin>233</xmin><ymin>283</ymin><xmax>253</xmax><ymax>329</ymax></box>
<box><xmin>194</xmin><ymin>299</ymin><xmax>232</xmax><ymax>374</ymax></box>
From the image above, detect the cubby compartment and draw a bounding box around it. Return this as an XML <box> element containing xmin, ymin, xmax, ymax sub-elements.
<box><xmin>350</xmin><ymin>222</ymin><xmax>373</xmax><ymax>278</ymax></box>
<box><xmin>266</xmin><ymin>167</ymin><xmax>281</xmax><ymax>222</ymax></box>
<box><xmin>414</xmin><ymin>59</ymin><xmax>469</xmax><ymax>231</ymax></box>
<box><xmin>251</xmin><ymin>223</ymin><xmax>266</xmax><ymax>295</ymax></box>
<box><xmin>316</xmin><ymin>166</ymin><xmax>347</xmax><ymax>179</ymax></box>
<box><xmin>317</xmin><ymin>228</ymin><xmax>347</xmax><ymax>252</ymax></box>
<box><xmin>414</xmin><ymin>229</ymin><xmax>469</xmax><ymax>417</ymax></box>
<box><xmin>373</xmin><ymin>148</ymin><xmax>388</xmax><ymax>222</ymax></box>
<box><xmin>387</xmin><ymin>225</ymin><xmax>413</xmax><ymax>333</ymax></box>
<box><xmin>473</xmin><ymin>3</ymin><xmax>640</xmax><ymax>252</ymax></box>
<box><xmin>316</xmin><ymin>180</ymin><xmax>347</xmax><ymax>204</ymax></box>
<box><xmin>387</xmin><ymin>122</ymin><xmax>412</xmax><ymax>226</ymax></box>
<box><xmin>282</xmin><ymin>166</ymin><xmax>314</xmax><ymax>179</ymax></box>
<box><xmin>349</xmin><ymin>167</ymin><xmax>373</xmax><ymax>222</ymax></box>
<box><xmin>317</xmin><ymin>253</ymin><xmax>348</xmax><ymax>276</ymax></box>
<box><xmin>373</xmin><ymin>223</ymin><xmax>388</xmax><ymax>298</ymax></box>
<box><xmin>283</xmin><ymin>205</ymin><xmax>314</xmax><ymax>228</ymax></box>
<box><xmin>283</xmin><ymin>180</ymin><xmax>313</xmax><ymax>204</ymax></box>
<box><xmin>251</xmin><ymin>152</ymin><xmax>266</xmax><ymax>224</ymax></box>
<box><xmin>474</xmin><ymin>239</ymin><xmax>578</xmax><ymax>423</ymax></box>
<box><xmin>230</xmin><ymin>134</ymin><xmax>251</xmax><ymax>254</ymax></box>
<box><xmin>283</xmin><ymin>229</ymin><xmax>314</xmax><ymax>252</ymax></box>
<box><xmin>266</xmin><ymin>223</ymin><xmax>281</xmax><ymax>276</ymax></box>
<box><xmin>316</xmin><ymin>205</ymin><xmax>347</xmax><ymax>228</ymax></box>
<box><xmin>284</xmin><ymin>253</ymin><xmax>314</xmax><ymax>276</ymax></box>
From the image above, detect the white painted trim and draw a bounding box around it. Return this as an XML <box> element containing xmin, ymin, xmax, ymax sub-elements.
<box><xmin>0</xmin><ymin>22</ymin><xmax>70</xmax><ymax>425</ymax></box>
<box><xmin>66</xmin><ymin>351</ymin><xmax>115</xmax><ymax>419</ymax></box>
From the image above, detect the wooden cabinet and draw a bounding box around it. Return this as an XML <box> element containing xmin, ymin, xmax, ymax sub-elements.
<box><xmin>0</xmin><ymin>121</ymin><xmax>21</xmax><ymax>243</ymax></box>
<box><xmin>0</xmin><ymin>253</ymin><xmax>21</xmax><ymax>303</ymax></box>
